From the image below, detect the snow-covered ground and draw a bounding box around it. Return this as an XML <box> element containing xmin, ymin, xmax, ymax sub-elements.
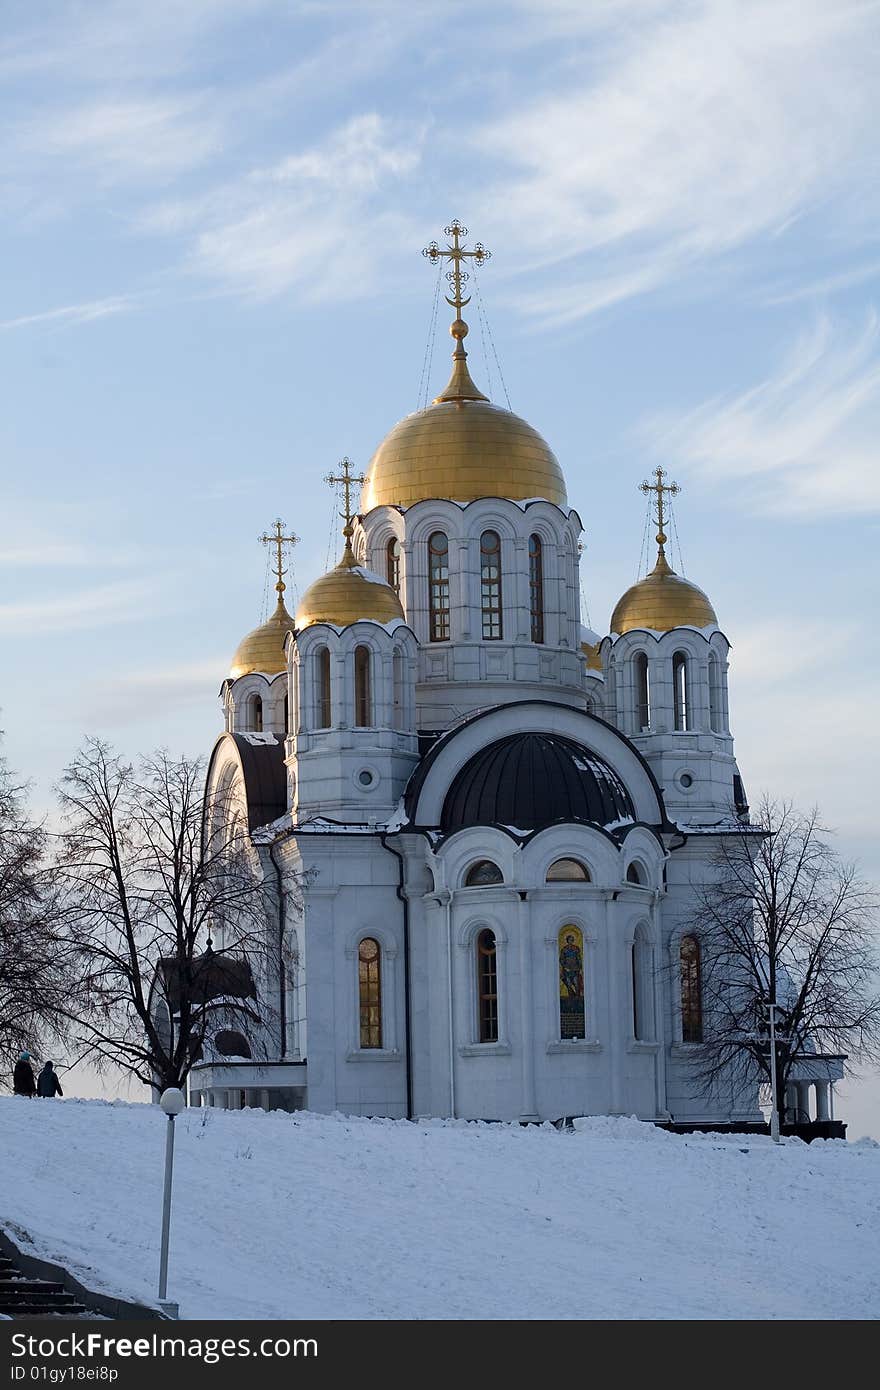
<box><xmin>1</xmin><ymin>1097</ymin><xmax>878</xmax><ymax>1320</ymax></box>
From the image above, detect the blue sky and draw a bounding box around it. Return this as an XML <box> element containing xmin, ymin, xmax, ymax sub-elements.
<box><xmin>1</xmin><ymin>0</ymin><xmax>879</xmax><ymax>1130</ymax></box>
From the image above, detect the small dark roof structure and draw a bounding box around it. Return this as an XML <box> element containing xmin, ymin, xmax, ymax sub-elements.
<box><xmin>158</xmin><ymin>951</ymin><xmax>257</xmax><ymax>1015</ymax></box>
<box><xmin>441</xmin><ymin>732</ymin><xmax>635</xmax><ymax>833</ymax></box>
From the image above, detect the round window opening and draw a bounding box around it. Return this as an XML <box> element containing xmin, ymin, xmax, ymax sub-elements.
<box><xmin>680</xmin><ymin>773</ymin><xmax>693</xmax><ymax>788</ymax></box>
<box><xmin>358</xmin><ymin>769</ymin><xmax>376</xmax><ymax>787</ymax></box>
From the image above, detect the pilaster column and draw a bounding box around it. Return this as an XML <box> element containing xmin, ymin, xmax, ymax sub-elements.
<box><xmin>795</xmin><ymin>1080</ymin><xmax>812</xmax><ymax>1123</ymax></box>
<box><xmin>518</xmin><ymin>890</ymin><xmax>538</xmax><ymax>1121</ymax></box>
<box><xmin>605</xmin><ymin>894</ymin><xmax>624</xmax><ymax>1113</ymax></box>
<box><xmin>815</xmin><ymin>1081</ymin><xmax>831</xmax><ymax>1122</ymax></box>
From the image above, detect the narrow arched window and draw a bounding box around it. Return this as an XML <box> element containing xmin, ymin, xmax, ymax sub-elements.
<box><xmin>358</xmin><ymin>937</ymin><xmax>382</xmax><ymax>1049</ymax></box>
<box><xmin>386</xmin><ymin>537</ymin><xmax>401</xmax><ymax>594</ymax></box>
<box><xmin>283</xmin><ymin>693</ymin><xmax>289</xmax><ymax>734</ymax></box>
<box><xmin>529</xmin><ymin>534</ymin><xmax>544</xmax><ymax>644</ymax></box>
<box><xmin>680</xmin><ymin>935</ymin><xmax>702</xmax><ymax>1043</ymax></box>
<box><xmin>626</xmin><ymin>863</ymin><xmax>643</xmax><ymax>885</ymax></box>
<box><xmin>559</xmin><ymin>925</ymin><xmax>585</xmax><ymax>1040</ymax></box>
<box><xmin>465</xmin><ymin>860</ymin><xmax>503</xmax><ymax>887</ymax></box>
<box><xmin>480</xmin><ymin>530</ymin><xmax>503</xmax><ymax>640</ymax></box>
<box><xmin>354</xmin><ymin>645</ymin><xmax>371</xmax><ymax>727</ymax></box>
<box><xmin>392</xmin><ymin>648</ymin><xmax>404</xmax><ymax>731</ymax></box>
<box><xmin>546</xmin><ymin>858</ymin><xmax>590</xmax><ymax>882</ymax></box>
<box><xmin>631</xmin><ymin>929</ymin><xmax>653</xmax><ymax>1041</ymax></box>
<box><xmin>251</xmin><ymin>695</ymin><xmax>263</xmax><ymax>733</ymax></box>
<box><xmin>428</xmin><ymin>532</ymin><xmax>450</xmax><ymax>642</ymax></box>
<box><xmin>673</xmin><ymin>651</ymin><xmax>689</xmax><ymax>731</ymax></box>
<box><xmin>635</xmin><ymin>652</ymin><xmax>650</xmax><ymax>731</ymax></box>
<box><xmin>477</xmin><ymin>929</ymin><xmax>498</xmax><ymax>1042</ymax></box>
<box><xmin>708</xmin><ymin>652</ymin><xmax>721</xmax><ymax>732</ymax></box>
<box><xmin>317</xmin><ymin>647</ymin><xmax>332</xmax><ymax>728</ymax></box>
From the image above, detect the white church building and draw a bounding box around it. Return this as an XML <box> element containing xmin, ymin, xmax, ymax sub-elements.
<box><xmin>189</xmin><ymin>222</ymin><xmax>840</xmax><ymax>1130</ymax></box>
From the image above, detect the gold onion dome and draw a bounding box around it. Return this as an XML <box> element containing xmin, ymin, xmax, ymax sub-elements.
<box><xmin>295</xmin><ymin>546</ymin><xmax>404</xmax><ymax>629</ymax></box>
<box><xmin>361</xmin><ymin>319</ymin><xmax>567</xmax><ymax>511</ymax></box>
<box><xmin>611</xmin><ymin>551</ymin><xmax>717</xmax><ymax>635</ymax></box>
<box><xmin>230</xmin><ymin>597</ymin><xmax>295</xmax><ymax>678</ymax></box>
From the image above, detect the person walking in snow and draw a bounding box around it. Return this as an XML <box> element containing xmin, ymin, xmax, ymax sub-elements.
<box><xmin>36</xmin><ymin>1061</ymin><xmax>63</xmax><ymax>1098</ymax></box>
<box><xmin>13</xmin><ymin>1051</ymin><xmax>36</xmax><ymax>1097</ymax></box>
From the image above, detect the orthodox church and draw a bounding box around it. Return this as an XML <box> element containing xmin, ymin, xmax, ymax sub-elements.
<box><xmin>189</xmin><ymin>222</ymin><xmax>836</xmax><ymax>1128</ymax></box>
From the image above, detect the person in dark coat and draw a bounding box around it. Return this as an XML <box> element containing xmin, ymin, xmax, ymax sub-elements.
<box><xmin>36</xmin><ymin>1061</ymin><xmax>63</xmax><ymax>1098</ymax></box>
<box><xmin>13</xmin><ymin>1051</ymin><xmax>36</xmax><ymax>1097</ymax></box>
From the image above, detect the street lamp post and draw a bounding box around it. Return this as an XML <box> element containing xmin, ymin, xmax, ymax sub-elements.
<box><xmin>158</xmin><ymin>1087</ymin><xmax>185</xmax><ymax>1318</ymax></box>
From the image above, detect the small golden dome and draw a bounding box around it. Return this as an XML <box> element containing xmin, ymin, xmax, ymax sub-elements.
<box><xmin>230</xmin><ymin>598</ymin><xmax>295</xmax><ymax>678</ymax></box>
<box><xmin>361</xmin><ymin>328</ymin><xmax>566</xmax><ymax>511</ymax></box>
<box><xmin>296</xmin><ymin>551</ymin><xmax>404</xmax><ymax>629</ymax></box>
<box><xmin>610</xmin><ymin>552</ymin><xmax>718</xmax><ymax>635</ymax></box>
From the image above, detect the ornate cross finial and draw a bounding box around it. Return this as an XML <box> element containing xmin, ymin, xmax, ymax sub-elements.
<box><xmin>640</xmin><ymin>467</ymin><xmax>680</xmax><ymax>558</ymax></box>
<box><xmin>259</xmin><ymin>518</ymin><xmax>299</xmax><ymax>604</ymax></box>
<box><xmin>324</xmin><ymin>457</ymin><xmax>366</xmax><ymax>560</ymax></box>
<box><xmin>423</xmin><ymin>219</ymin><xmax>491</xmax><ymax>327</ymax></box>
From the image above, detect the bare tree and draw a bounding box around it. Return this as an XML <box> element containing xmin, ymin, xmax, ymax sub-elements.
<box><xmin>0</xmin><ymin>740</ymin><xmax>73</xmax><ymax>1077</ymax></box>
<box><xmin>55</xmin><ymin>739</ymin><xmax>279</xmax><ymax>1093</ymax></box>
<box><xmin>686</xmin><ymin>795</ymin><xmax>880</xmax><ymax>1121</ymax></box>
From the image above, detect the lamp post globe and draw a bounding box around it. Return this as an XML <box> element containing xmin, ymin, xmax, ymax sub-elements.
<box><xmin>160</xmin><ymin>1087</ymin><xmax>185</xmax><ymax>1117</ymax></box>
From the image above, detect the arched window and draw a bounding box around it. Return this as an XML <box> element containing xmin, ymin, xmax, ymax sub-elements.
<box><xmin>673</xmin><ymin>651</ymin><xmax>689</xmax><ymax>731</ymax></box>
<box><xmin>392</xmin><ymin>648</ymin><xmax>405</xmax><ymax>731</ymax></box>
<box><xmin>558</xmin><ymin>925</ymin><xmax>585</xmax><ymax>1040</ymax></box>
<box><xmin>626</xmin><ymin>863</ymin><xmax>643</xmax><ymax>885</ymax></box>
<box><xmin>358</xmin><ymin>937</ymin><xmax>382</xmax><ymax>1049</ymax></box>
<box><xmin>354</xmin><ymin>645</ymin><xmax>371</xmax><ymax>727</ymax></box>
<box><xmin>283</xmin><ymin>694</ymin><xmax>289</xmax><ymax>734</ymax></box>
<box><xmin>631</xmin><ymin>927</ymin><xmax>654</xmax><ymax>1041</ymax></box>
<box><xmin>529</xmin><ymin>534</ymin><xmax>544</xmax><ymax>644</ymax></box>
<box><xmin>635</xmin><ymin>652</ymin><xmax>650</xmax><ymax>731</ymax></box>
<box><xmin>386</xmin><ymin>537</ymin><xmax>402</xmax><ymax>594</ymax></box>
<box><xmin>317</xmin><ymin>647</ymin><xmax>332</xmax><ymax>728</ymax></box>
<box><xmin>680</xmin><ymin>935</ymin><xmax>702</xmax><ymax>1043</ymax></box>
<box><xmin>477</xmin><ymin>929</ymin><xmax>498</xmax><ymax>1042</ymax></box>
<box><xmin>480</xmin><ymin>530</ymin><xmax>503</xmax><ymax>640</ymax></box>
<box><xmin>465</xmin><ymin>860</ymin><xmax>504</xmax><ymax>887</ymax></box>
<box><xmin>214</xmin><ymin>1030</ymin><xmax>251</xmax><ymax>1058</ymax></box>
<box><xmin>708</xmin><ymin>652</ymin><xmax>722</xmax><ymax>732</ymax></box>
<box><xmin>251</xmin><ymin>695</ymin><xmax>263</xmax><ymax>733</ymax></box>
<box><xmin>428</xmin><ymin>532</ymin><xmax>450</xmax><ymax>642</ymax></box>
<box><xmin>546</xmin><ymin>858</ymin><xmax>590</xmax><ymax>883</ymax></box>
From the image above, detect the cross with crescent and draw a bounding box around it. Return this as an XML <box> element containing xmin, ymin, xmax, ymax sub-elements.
<box><xmin>422</xmin><ymin>220</ymin><xmax>492</xmax><ymax>319</ymax></box>
<box><xmin>259</xmin><ymin>518</ymin><xmax>299</xmax><ymax>603</ymax></box>
<box><xmin>640</xmin><ymin>466</ymin><xmax>680</xmax><ymax>556</ymax></box>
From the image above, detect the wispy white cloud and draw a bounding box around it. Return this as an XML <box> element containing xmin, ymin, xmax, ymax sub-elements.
<box><xmin>478</xmin><ymin>0</ymin><xmax>879</xmax><ymax>322</ymax></box>
<box><xmin>79</xmin><ymin>660</ymin><xmax>225</xmax><ymax>727</ymax></box>
<box><xmin>145</xmin><ymin>114</ymin><xmax>423</xmax><ymax>300</ymax></box>
<box><xmin>0</xmin><ymin>296</ymin><xmax>137</xmax><ymax>332</ymax></box>
<box><xmin>23</xmin><ymin>96</ymin><xmax>222</xmax><ymax>183</ymax></box>
<box><xmin>641</xmin><ymin>314</ymin><xmax>880</xmax><ymax>517</ymax></box>
<box><xmin>0</xmin><ymin>580</ymin><xmax>161</xmax><ymax>635</ymax></box>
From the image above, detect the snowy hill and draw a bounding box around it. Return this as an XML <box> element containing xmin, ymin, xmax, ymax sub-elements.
<box><xmin>2</xmin><ymin>1097</ymin><xmax>878</xmax><ymax>1320</ymax></box>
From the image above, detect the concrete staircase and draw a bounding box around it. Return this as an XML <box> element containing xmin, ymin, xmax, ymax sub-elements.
<box><xmin>0</xmin><ymin>1250</ymin><xmax>90</xmax><ymax>1318</ymax></box>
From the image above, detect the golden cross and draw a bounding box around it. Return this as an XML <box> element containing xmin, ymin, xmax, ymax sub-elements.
<box><xmin>324</xmin><ymin>457</ymin><xmax>366</xmax><ymax>550</ymax></box>
<box><xmin>259</xmin><ymin>518</ymin><xmax>299</xmax><ymax>603</ymax></box>
<box><xmin>640</xmin><ymin>467</ymin><xmax>680</xmax><ymax>556</ymax></box>
<box><xmin>422</xmin><ymin>220</ymin><xmax>492</xmax><ymax>320</ymax></box>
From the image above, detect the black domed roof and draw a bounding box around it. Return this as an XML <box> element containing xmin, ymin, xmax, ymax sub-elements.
<box><xmin>441</xmin><ymin>732</ymin><xmax>635</xmax><ymax>833</ymax></box>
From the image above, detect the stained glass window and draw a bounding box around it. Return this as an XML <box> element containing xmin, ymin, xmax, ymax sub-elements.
<box><xmin>558</xmin><ymin>926</ymin><xmax>585</xmax><ymax>1039</ymax></box>
<box><xmin>477</xmin><ymin>929</ymin><xmax>498</xmax><ymax>1042</ymax></box>
<box><xmin>680</xmin><ymin>935</ymin><xmax>702</xmax><ymax>1042</ymax></box>
<box><xmin>480</xmin><ymin>530</ymin><xmax>503</xmax><ymax>640</ymax></box>
<box><xmin>358</xmin><ymin>937</ymin><xmax>382</xmax><ymax>1049</ymax></box>
<box><xmin>428</xmin><ymin>532</ymin><xmax>450</xmax><ymax>642</ymax></box>
<box><xmin>529</xmin><ymin>534</ymin><xmax>544</xmax><ymax>644</ymax></box>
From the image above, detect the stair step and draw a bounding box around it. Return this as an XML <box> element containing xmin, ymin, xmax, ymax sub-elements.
<box><xmin>0</xmin><ymin>1293</ymin><xmax>80</xmax><ymax>1306</ymax></box>
<box><xmin>0</xmin><ymin>1279</ymin><xmax>66</xmax><ymax>1293</ymax></box>
<box><xmin>0</xmin><ymin>1303</ymin><xmax>89</xmax><ymax>1317</ymax></box>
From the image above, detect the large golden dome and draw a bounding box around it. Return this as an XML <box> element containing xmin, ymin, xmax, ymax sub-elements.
<box><xmin>361</xmin><ymin>323</ymin><xmax>567</xmax><ymax>511</ymax></box>
<box><xmin>230</xmin><ymin>598</ymin><xmax>295</xmax><ymax>678</ymax></box>
<box><xmin>296</xmin><ymin>550</ymin><xmax>404</xmax><ymax>629</ymax></box>
<box><xmin>611</xmin><ymin>552</ymin><xmax>718</xmax><ymax>635</ymax></box>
